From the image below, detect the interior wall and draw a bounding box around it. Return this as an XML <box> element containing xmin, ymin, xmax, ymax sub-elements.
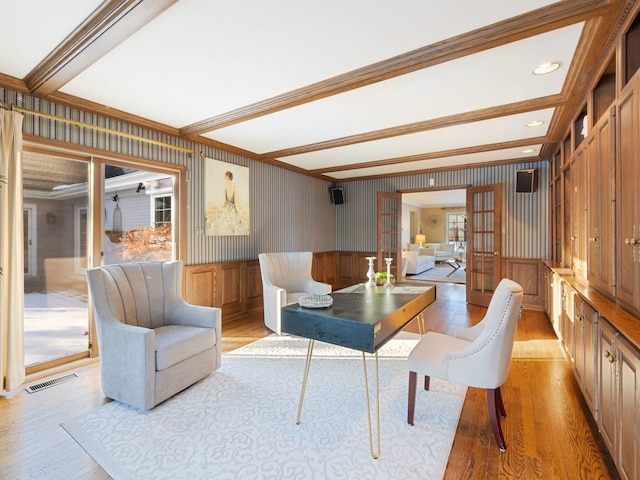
<box><xmin>402</xmin><ymin>202</ymin><xmax>421</xmax><ymax>246</ymax></box>
<box><xmin>421</xmin><ymin>207</ymin><xmax>446</xmax><ymax>243</ymax></box>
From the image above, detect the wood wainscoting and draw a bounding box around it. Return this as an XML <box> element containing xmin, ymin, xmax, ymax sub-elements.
<box><xmin>183</xmin><ymin>251</ymin><xmax>375</xmax><ymax>321</ymax></box>
<box><xmin>183</xmin><ymin>253</ymin><xmax>545</xmax><ymax>321</ymax></box>
<box><xmin>503</xmin><ymin>257</ymin><xmax>545</xmax><ymax>311</ymax></box>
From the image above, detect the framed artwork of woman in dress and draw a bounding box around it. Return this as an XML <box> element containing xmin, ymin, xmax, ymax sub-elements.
<box><xmin>203</xmin><ymin>158</ymin><xmax>250</xmax><ymax>236</ymax></box>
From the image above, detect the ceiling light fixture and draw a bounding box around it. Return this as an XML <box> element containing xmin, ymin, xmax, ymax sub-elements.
<box><xmin>525</xmin><ymin>120</ymin><xmax>545</xmax><ymax>127</ymax></box>
<box><xmin>522</xmin><ymin>148</ymin><xmax>536</xmax><ymax>154</ymax></box>
<box><xmin>533</xmin><ymin>61</ymin><xmax>562</xmax><ymax>75</ymax></box>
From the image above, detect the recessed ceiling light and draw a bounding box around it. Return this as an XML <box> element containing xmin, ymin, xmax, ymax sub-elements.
<box><xmin>526</xmin><ymin>120</ymin><xmax>545</xmax><ymax>127</ymax></box>
<box><xmin>522</xmin><ymin>148</ymin><xmax>536</xmax><ymax>154</ymax></box>
<box><xmin>533</xmin><ymin>61</ymin><xmax>562</xmax><ymax>75</ymax></box>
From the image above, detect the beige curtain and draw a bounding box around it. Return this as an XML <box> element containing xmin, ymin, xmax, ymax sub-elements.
<box><xmin>0</xmin><ymin>109</ymin><xmax>25</xmax><ymax>392</ymax></box>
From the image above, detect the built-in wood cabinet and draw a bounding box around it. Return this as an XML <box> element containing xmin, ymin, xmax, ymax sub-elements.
<box><xmin>616</xmin><ymin>74</ymin><xmax>640</xmax><ymax>313</ymax></box>
<box><xmin>586</xmin><ymin>109</ymin><xmax>615</xmax><ymax>296</ymax></box>
<box><xmin>597</xmin><ymin>318</ymin><xmax>640</xmax><ymax>480</ymax></box>
<box><xmin>545</xmin><ymin>269</ymin><xmax>640</xmax><ymax>480</ymax></box>
<box><xmin>561</xmin><ymin>278</ymin><xmax>576</xmax><ymax>362</ymax></box>
<box><xmin>617</xmin><ymin>334</ymin><xmax>640</xmax><ymax>480</ymax></box>
<box><xmin>570</xmin><ymin>145</ymin><xmax>587</xmax><ymax>279</ymax></box>
<box><xmin>597</xmin><ymin>319</ymin><xmax>617</xmax><ymax>454</ymax></box>
<box><xmin>545</xmin><ymin>12</ymin><xmax>640</xmax><ymax>480</ymax></box>
<box><xmin>574</xmin><ymin>295</ymin><xmax>598</xmax><ymax>413</ymax></box>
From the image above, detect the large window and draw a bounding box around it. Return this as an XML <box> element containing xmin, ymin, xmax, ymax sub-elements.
<box><xmin>447</xmin><ymin>213</ymin><xmax>467</xmax><ymax>243</ymax></box>
<box><xmin>103</xmin><ymin>167</ymin><xmax>174</xmax><ymax>265</ymax></box>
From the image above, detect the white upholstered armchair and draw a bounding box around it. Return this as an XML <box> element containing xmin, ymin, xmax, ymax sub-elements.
<box><xmin>407</xmin><ymin>278</ymin><xmax>523</xmax><ymax>451</ymax></box>
<box><xmin>86</xmin><ymin>260</ymin><xmax>222</xmax><ymax>410</ymax></box>
<box><xmin>258</xmin><ymin>252</ymin><xmax>331</xmax><ymax>335</ymax></box>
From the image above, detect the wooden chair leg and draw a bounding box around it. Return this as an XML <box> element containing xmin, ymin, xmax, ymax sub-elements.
<box><xmin>424</xmin><ymin>375</ymin><xmax>430</xmax><ymax>391</ymax></box>
<box><xmin>496</xmin><ymin>385</ymin><xmax>506</xmax><ymax>417</ymax></box>
<box><xmin>487</xmin><ymin>388</ymin><xmax>507</xmax><ymax>451</ymax></box>
<box><xmin>408</xmin><ymin>371</ymin><xmax>417</xmax><ymax>425</ymax></box>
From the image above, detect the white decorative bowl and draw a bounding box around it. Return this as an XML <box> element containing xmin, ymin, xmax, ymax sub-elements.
<box><xmin>298</xmin><ymin>294</ymin><xmax>333</xmax><ymax>309</ymax></box>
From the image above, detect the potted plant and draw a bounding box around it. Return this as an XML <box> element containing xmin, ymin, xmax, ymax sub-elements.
<box><xmin>374</xmin><ymin>271</ymin><xmax>395</xmax><ymax>286</ymax></box>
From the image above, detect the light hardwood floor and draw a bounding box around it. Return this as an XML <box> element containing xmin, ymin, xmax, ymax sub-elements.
<box><xmin>0</xmin><ymin>283</ymin><xmax>620</xmax><ymax>479</ymax></box>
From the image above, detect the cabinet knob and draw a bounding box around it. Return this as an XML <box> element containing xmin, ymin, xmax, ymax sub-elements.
<box><xmin>604</xmin><ymin>350</ymin><xmax>610</xmax><ymax>358</ymax></box>
<box><xmin>626</xmin><ymin>237</ymin><xmax>638</xmax><ymax>246</ymax></box>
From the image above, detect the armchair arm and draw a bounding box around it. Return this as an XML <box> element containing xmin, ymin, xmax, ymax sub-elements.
<box><xmin>402</xmin><ymin>251</ymin><xmax>418</xmax><ymax>270</ymax></box>
<box><xmin>262</xmin><ymin>282</ymin><xmax>287</xmax><ymax>334</ymax></box>
<box><xmin>98</xmin><ymin>316</ymin><xmax>156</xmax><ymax>410</ymax></box>
<box><xmin>166</xmin><ymin>299</ymin><xmax>222</xmax><ymax>331</ymax></box>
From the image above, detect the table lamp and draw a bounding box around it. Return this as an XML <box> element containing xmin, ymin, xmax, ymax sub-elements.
<box><xmin>415</xmin><ymin>234</ymin><xmax>426</xmax><ymax>245</ymax></box>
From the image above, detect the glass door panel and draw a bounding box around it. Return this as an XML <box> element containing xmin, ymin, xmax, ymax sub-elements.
<box><xmin>377</xmin><ymin>191</ymin><xmax>402</xmax><ymax>278</ymax></box>
<box><xmin>22</xmin><ymin>152</ymin><xmax>90</xmax><ymax>369</ymax></box>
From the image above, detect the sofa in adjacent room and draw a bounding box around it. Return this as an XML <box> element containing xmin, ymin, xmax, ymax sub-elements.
<box><xmin>402</xmin><ymin>244</ymin><xmax>436</xmax><ymax>275</ymax></box>
<box><xmin>423</xmin><ymin>243</ymin><xmax>455</xmax><ymax>263</ymax></box>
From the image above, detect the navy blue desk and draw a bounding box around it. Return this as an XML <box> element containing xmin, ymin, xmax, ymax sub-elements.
<box><xmin>281</xmin><ymin>282</ymin><xmax>436</xmax><ymax>458</ymax></box>
<box><xmin>282</xmin><ymin>283</ymin><xmax>436</xmax><ymax>353</ymax></box>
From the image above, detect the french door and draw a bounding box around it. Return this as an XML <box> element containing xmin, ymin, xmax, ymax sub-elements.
<box><xmin>376</xmin><ymin>191</ymin><xmax>402</xmax><ymax>278</ymax></box>
<box><xmin>466</xmin><ymin>184</ymin><xmax>502</xmax><ymax>306</ymax></box>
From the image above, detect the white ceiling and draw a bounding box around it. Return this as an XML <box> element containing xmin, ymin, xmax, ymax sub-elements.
<box><xmin>0</xmin><ymin>0</ymin><xmax>622</xmax><ymax>182</ymax></box>
<box><xmin>403</xmin><ymin>189</ymin><xmax>466</xmax><ymax>208</ymax></box>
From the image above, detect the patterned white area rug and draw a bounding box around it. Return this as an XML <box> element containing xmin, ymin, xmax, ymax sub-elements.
<box><xmin>63</xmin><ymin>333</ymin><xmax>466</xmax><ymax>480</ymax></box>
<box><xmin>409</xmin><ymin>263</ymin><xmax>466</xmax><ymax>284</ymax></box>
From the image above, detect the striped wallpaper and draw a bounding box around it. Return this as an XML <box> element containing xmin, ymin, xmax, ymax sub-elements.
<box><xmin>334</xmin><ymin>163</ymin><xmax>549</xmax><ymax>259</ymax></box>
<box><xmin>3</xmin><ymin>87</ymin><xmax>548</xmax><ymax>264</ymax></box>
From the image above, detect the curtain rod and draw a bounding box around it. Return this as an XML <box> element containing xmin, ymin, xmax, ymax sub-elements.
<box><xmin>0</xmin><ymin>100</ymin><xmax>200</xmax><ymax>156</ymax></box>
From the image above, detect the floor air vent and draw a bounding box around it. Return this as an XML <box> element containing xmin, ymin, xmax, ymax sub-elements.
<box><xmin>25</xmin><ymin>373</ymin><xmax>78</xmax><ymax>393</ymax></box>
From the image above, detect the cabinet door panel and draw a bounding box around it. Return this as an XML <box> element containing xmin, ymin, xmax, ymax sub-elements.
<box><xmin>598</xmin><ymin>321</ymin><xmax>617</xmax><ymax>454</ymax></box>
<box><xmin>618</xmin><ymin>338</ymin><xmax>639</xmax><ymax>480</ymax></box>
<box><xmin>616</xmin><ymin>80</ymin><xmax>640</xmax><ymax>309</ymax></box>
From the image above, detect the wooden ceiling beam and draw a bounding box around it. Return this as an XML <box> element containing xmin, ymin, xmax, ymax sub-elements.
<box><xmin>180</xmin><ymin>0</ymin><xmax>613</xmax><ymax>137</ymax></box>
<box><xmin>24</xmin><ymin>0</ymin><xmax>179</xmax><ymax>96</ymax></box>
<box><xmin>310</xmin><ymin>136</ymin><xmax>547</xmax><ymax>174</ymax></box>
<box><xmin>261</xmin><ymin>95</ymin><xmax>566</xmax><ymax>159</ymax></box>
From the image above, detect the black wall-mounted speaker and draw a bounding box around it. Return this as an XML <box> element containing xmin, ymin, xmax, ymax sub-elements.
<box><xmin>516</xmin><ymin>169</ymin><xmax>538</xmax><ymax>193</ymax></box>
<box><xmin>330</xmin><ymin>187</ymin><xmax>345</xmax><ymax>205</ymax></box>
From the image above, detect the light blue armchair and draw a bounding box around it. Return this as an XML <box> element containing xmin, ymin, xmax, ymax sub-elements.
<box><xmin>86</xmin><ymin>260</ymin><xmax>221</xmax><ymax>410</ymax></box>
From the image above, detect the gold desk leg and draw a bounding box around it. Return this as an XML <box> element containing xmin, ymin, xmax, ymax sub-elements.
<box><xmin>362</xmin><ymin>351</ymin><xmax>381</xmax><ymax>459</ymax></box>
<box><xmin>295</xmin><ymin>339</ymin><xmax>315</xmax><ymax>425</ymax></box>
<box><xmin>416</xmin><ymin>311</ymin><xmax>426</xmax><ymax>336</ymax></box>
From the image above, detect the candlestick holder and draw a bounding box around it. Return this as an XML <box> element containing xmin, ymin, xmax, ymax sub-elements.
<box><xmin>365</xmin><ymin>256</ymin><xmax>377</xmax><ymax>288</ymax></box>
<box><xmin>384</xmin><ymin>257</ymin><xmax>394</xmax><ymax>288</ymax></box>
